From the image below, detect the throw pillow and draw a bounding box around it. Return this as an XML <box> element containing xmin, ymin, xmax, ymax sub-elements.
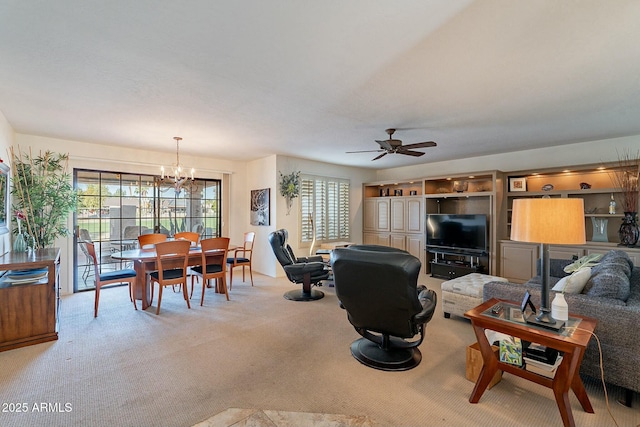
<box><xmin>551</xmin><ymin>267</ymin><xmax>592</xmax><ymax>294</ymax></box>
<box><xmin>583</xmin><ymin>250</ymin><xmax>632</xmax><ymax>301</ymax></box>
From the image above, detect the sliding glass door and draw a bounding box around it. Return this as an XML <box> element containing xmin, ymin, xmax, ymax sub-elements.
<box><xmin>74</xmin><ymin>169</ymin><xmax>221</xmax><ymax>292</ymax></box>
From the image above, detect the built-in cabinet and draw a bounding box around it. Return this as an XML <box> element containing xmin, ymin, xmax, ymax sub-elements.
<box><xmin>0</xmin><ymin>248</ymin><xmax>61</xmax><ymax>351</ymax></box>
<box><xmin>500</xmin><ymin>240</ymin><xmax>640</xmax><ymax>283</ymax></box>
<box><xmin>363</xmin><ymin>171</ymin><xmax>504</xmax><ymax>276</ymax></box>
<box><xmin>364</xmin><ymin>161</ymin><xmax>640</xmax><ymax>282</ymax></box>
<box><xmin>363</xmin><ymin>194</ymin><xmax>425</xmax><ymax>271</ymax></box>
<box><xmin>423</xmin><ymin>171</ymin><xmax>504</xmax><ymax>276</ymax></box>
<box><xmin>500</xmin><ymin>161</ymin><xmax>640</xmax><ymax>282</ymax></box>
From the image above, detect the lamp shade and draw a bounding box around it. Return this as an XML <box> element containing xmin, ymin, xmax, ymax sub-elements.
<box><xmin>510</xmin><ymin>198</ymin><xmax>586</xmax><ymax>245</ymax></box>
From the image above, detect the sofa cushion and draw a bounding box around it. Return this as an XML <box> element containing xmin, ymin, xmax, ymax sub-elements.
<box><xmin>551</xmin><ymin>267</ymin><xmax>591</xmax><ymax>294</ymax></box>
<box><xmin>583</xmin><ymin>250</ymin><xmax>632</xmax><ymax>301</ymax></box>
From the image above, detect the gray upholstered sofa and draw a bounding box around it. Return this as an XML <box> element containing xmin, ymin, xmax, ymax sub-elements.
<box><xmin>483</xmin><ymin>250</ymin><xmax>640</xmax><ymax>402</ymax></box>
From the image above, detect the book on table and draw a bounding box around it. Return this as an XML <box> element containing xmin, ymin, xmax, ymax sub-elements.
<box><xmin>524</xmin><ymin>355</ymin><xmax>563</xmax><ymax>378</ymax></box>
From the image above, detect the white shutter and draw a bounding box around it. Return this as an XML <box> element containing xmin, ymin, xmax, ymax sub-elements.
<box><xmin>300</xmin><ymin>177</ymin><xmax>314</xmax><ymax>242</ymax></box>
<box><xmin>299</xmin><ymin>174</ymin><xmax>349</xmax><ymax>244</ymax></box>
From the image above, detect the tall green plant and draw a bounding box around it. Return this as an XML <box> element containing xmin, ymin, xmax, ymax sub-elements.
<box><xmin>10</xmin><ymin>147</ymin><xmax>78</xmax><ymax>249</ymax></box>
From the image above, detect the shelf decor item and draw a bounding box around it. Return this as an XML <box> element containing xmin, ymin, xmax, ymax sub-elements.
<box><xmin>12</xmin><ymin>210</ymin><xmax>28</xmax><ymax>252</ymax></box>
<box><xmin>278</xmin><ymin>171</ymin><xmax>300</xmax><ymax>215</ymax></box>
<box><xmin>508</xmin><ymin>177</ymin><xmax>527</xmax><ymax>192</ymax></box>
<box><xmin>10</xmin><ymin>147</ymin><xmax>77</xmax><ymax>249</ymax></box>
<box><xmin>591</xmin><ymin>217</ymin><xmax>608</xmax><ymax>242</ymax></box>
<box><xmin>452</xmin><ymin>181</ymin><xmax>468</xmax><ymax>193</ymax></box>
<box><xmin>619</xmin><ymin>212</ymin><xmax>639</xmax><ymax>247</ymax></box>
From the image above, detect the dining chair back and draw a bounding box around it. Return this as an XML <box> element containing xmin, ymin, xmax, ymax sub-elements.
<box><xmin>191</xmin><ymin>237</ymin><xmax>230</xmax><ymax>305</ymax></box>
<box><xmin>149</xmin><ymin>240</ymin><xmax>192</xmax><ymax>314</ymax></box>
<box><xmin>227</xmin><ymin>231</ymin><xmax>255</xmax><ymax>289</ymax></box>
<box><xmin>138</xmin><ymin>233</ymin><xmax>167</xmax><ymax>248</ymax></box>
<box><xmin>174</xmin><ymin>231</ymin><xmax>200</xmax><ymax>246</ymax></box>
<box><xmin>85</xmin><ymin>242</ymin><xmax>138</xmax><ymax>317</ymax></box>
<box><xmin>78</xmin><ymin>228</ymin><xmax>94</xmax><ymax>281</ymax></box>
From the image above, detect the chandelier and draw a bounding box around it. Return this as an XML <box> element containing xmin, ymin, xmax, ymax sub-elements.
<box><xmin>160</xmin><ymin>136</ymin><xmax>195</xmax><ymax>195</ymax></box>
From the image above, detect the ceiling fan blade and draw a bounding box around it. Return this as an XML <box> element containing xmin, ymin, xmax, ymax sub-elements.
<box><xmin>372</xmin><ymin>152</ymin><xmax>387</xmax><ymax>161</ymax></box>
<box><xmin>397</xmin><ymin>150</ymin><xmax>425</xmax><ymax>157</ymax></box>
<box><xmin>401</xmin><ymin>141</ymin><xmax>437</xmax><ymax>149</ymax></box>
<box><xmin>375</xmin><ymin>140</ymin><xmax>393</xmax><ymax>150</ymax></box>
<box><xmin>346</xmin><ymin>149</ymin><xmax>385</xmax><ymax>154</ymax></box>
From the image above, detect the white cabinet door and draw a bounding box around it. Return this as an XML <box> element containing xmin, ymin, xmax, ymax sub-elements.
<box><xmin>390</xmin><ymin>198</ymin><xmax>406</xmax><ymax>233</ymax></box>
<box><xmin>405</xmin><ymin>197</ymin><xmax>424</xmax><ymax>234</ymax></box>
<box><xmin>390</xmin><ymin>234</ymin><xmax>406</xmax><ymax>250</ymax></box>
<box><xmin>501</xmin><ymin>242</ymin><xmax>538</xmax><ymax>283</ymax></box>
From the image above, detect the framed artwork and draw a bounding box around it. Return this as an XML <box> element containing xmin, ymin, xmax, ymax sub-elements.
<box><xmin>250</xmin><ymin>188</ymin><xmax>270</xmax><ymax>226</ymax></box>
<box><xmin>509</xmin><ymin>177</ymin><xmax>527</xmax><ymax>192</ymax></box>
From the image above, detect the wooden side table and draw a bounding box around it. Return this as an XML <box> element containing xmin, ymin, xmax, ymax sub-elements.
<box><xmin>0</xmin><ymin>248</ymin><xmax>61</xmax><ymax>351</ymax></box>
<box><xmin>465</xmin><ymin>298</ymin><xmax>597</xmax><ymax>427</ymax></box>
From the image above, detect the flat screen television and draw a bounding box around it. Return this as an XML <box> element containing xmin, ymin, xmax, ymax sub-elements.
<box><xmin>425</xmin><ymin>214</ymin><xmax>488</xmax><ymax>254</ymax></box>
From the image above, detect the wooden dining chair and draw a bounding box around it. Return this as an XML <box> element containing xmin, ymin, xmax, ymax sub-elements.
<box><xmin>85</xmin><ymin>242</ymin><xmax>138</xmax><ymax>317</ymax></box>
<box><xmin>227</xmin><ymin>231</ymin><xmax>255</xmax><ymax>289</ymax></box>
<box><xmin>191</xmin><ymin>237</ymin><xmax>230</xmax><ymax>305</ymax></box>
<box><xmin>174</xmin><ymin>231</ymin><xmax>200</xmax><ymax>246</ymax></box>
<box><xmin>137</xmin><ymin>233</ymin><xmax>167</xmax><ymax>248</ymax></box>
<box><xmin>149</xmin><ymin>240</ymin><xmax>192</xmax><ymax>315</ymax></box>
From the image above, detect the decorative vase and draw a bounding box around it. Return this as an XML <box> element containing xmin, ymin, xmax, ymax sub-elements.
<box><xmin>13</xmin><ymin>233</ymin><xmax>27</xmax><ymax>253</ymax></box>
<box><xmin>551</xmin><ymin>293</ymin><xmax>568</xmax><ymax>322</ymax></box>
<box><xmin>618</xmin><ymin>212</ymin><xmax>640</xmax><ymax>247</ymax></box>
<box><xmin>591</xmin><ymin>217</ymin><xmax>608</xmax><ymax>242</ymax></box>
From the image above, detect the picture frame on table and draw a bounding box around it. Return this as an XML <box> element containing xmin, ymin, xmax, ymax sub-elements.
<box><xmin>509</xmin><ymin>177</ymin><xmax>527</xmax><ymax>192</ymax></box>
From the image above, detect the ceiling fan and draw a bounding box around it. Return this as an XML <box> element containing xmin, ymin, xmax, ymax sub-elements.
<box><xmin>347</xmin><ymin>129</ymin><xmax>437</xmax><ymax>161</ymax></box>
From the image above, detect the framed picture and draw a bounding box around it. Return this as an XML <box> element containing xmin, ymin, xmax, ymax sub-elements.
<box><xmin>250</xmin><ymin>188</ymin><xmax>270</xmax><ymax>226</ymax></box>
<box><xmin>509</xmin><ymin>177</ymin><xmax>527</xmax><ymax>192</ymax></box>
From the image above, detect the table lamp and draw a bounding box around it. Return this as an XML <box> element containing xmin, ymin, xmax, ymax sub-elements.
<box><xmin>510</xmin><ymin>198</ymin><xmax>586</xmax><ymax>329</ymax></box>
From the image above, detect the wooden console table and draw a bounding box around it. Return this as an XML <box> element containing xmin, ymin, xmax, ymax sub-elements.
<box><xmin>465</xmin><ymin>298</ymin><xmax>596</xmax><ymax>427</ymax></box>
<box><xmin>0</xmin><ymin>248</ymin><xmax>61</xmax><ymax>351</ymax></box>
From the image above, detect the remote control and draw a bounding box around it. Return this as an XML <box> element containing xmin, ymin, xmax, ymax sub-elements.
<box><xmin>491</xmin><ymin>304</ymin><xmax>503</xmax><ymax>315</ymax></box>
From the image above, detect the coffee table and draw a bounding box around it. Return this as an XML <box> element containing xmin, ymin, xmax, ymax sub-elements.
<box><xmin>465</xmin><ymin>298</ymin><xmax>597</xmax><ymax>427</ymax></box>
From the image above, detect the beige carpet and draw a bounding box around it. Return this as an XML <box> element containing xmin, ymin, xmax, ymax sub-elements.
<box><xmin>0</xmin><ymin>274</ymin><xmax>637</xmax><ymax>427</ymax></box>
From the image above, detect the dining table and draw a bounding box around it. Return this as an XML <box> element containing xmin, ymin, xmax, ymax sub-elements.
<box><xmin>111</xmin><ymin>245</ymin><xmax>230</xmax><ymax>310</ymax></box>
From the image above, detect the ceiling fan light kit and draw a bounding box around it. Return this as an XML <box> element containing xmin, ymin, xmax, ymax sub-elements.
<box><xmin>346</xmin><ymin>128</ymin><xmax>437</xmax><ymax>161</ymax></box>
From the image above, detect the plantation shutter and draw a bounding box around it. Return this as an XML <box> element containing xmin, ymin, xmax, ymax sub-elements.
<box><xmin>300</xmin><ymin>177</ymin><xmax>314</xmax><ymax>242</ymax></box>
<box><xmin>314</xmin><ymin>178</ymin><xmax>327</xmax><ymax>240</ymax></box>
<box><xmin>299</xmin><ymin>174</ymin><xmax>350</xmax><ymax>244</ymax></box>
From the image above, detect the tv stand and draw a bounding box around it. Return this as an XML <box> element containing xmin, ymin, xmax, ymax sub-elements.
<box><xmin>429</xmin><ymin>250</ymin><xmax>485</xmax><ymax>280</ymax></box>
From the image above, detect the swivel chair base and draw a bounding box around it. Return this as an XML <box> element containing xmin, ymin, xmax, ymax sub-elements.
<box><xmin>350</xmin><ymin>337</ymin><xmax>422</xmax><ymax>371</ymax></box>
<box><xmin>284</xmin><ymin>288</ymin><xmax>324</xmax><ymax>301</ymax></box>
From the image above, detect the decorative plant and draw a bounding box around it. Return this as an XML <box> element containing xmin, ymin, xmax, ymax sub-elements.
<box><xmin>279</xmin><ymin>171</ymin><xmax>300</xmax><ymax>215</ymax></box>
<box><xmin>10</xmin><ymin>147</ymin><xmax>78</xmax><ymax>249</ymax></box>
<box><xmin>610</xmin><ymin>149</ymin><xmax>640</xmax><ymax>213</ymax></box>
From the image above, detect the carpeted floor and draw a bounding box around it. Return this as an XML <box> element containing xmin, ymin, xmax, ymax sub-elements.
<box><xmin>0</xmin><ymin>273</ymin><xmax>637</xmax><ymax>427</ymax></box>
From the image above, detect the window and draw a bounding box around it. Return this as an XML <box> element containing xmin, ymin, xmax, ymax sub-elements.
<box><xmin>300</xmin><ymin>174</ymin><xmax>349</xmax><ymax>245</ymax></box>
<box><xmin>74</xmin><ymin>169</ymin><xmax>221</xmax><ymax>291</ymax></box>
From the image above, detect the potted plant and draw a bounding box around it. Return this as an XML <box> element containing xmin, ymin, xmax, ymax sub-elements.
<box><xmin>10</xmin><ymin>147</ymin><xmax>77</xmax><ymax>249</ymax></box>
<box><xmin>279</xmin><ymin>171</ymin><xmax>300</xmax><ymax>215</ymax></box>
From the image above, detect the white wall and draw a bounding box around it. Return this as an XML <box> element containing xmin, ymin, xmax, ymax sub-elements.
<box><xmin>375</xmin><ymin>135</ymin><xmax>640</xmax><ymax>181</ymax></box>
<box><xmin>244</xmin><ymin>155</ymin><xmax>278</xmax><ymax>278</ymax></box>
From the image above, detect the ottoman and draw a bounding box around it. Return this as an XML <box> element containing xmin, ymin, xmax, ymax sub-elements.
<box><xmin>441</xmin><ymin>273</ymin><xmax>508</xmax><ymax>319</ymax></box>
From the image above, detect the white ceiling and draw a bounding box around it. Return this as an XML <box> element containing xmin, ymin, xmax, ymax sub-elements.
<box><xmin>2</xmin><ymin>1</ymin><xmax>640</xmax><ymax>169</ymax></box>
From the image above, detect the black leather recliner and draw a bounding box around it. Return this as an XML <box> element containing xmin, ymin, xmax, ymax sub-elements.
<box><xmin>268</xmin><ymin>229</ymin><xmax>330</xmax><ymax>301</ymax></box>
<box><xmin>330</xmin><ymin>245</ymin><xmax>437</xmax><ymax>371</ymax></box>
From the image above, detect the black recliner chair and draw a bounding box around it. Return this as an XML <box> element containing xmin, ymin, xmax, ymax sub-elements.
<box><xmin>330</xmin><ymin>245</ymin><xmax>437</xmax><ymax>371</ymax></box>
<box><xmin>268</xmin><ymin>229</ymin><xmax>330</xmax><ymax>301</ymax></box>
